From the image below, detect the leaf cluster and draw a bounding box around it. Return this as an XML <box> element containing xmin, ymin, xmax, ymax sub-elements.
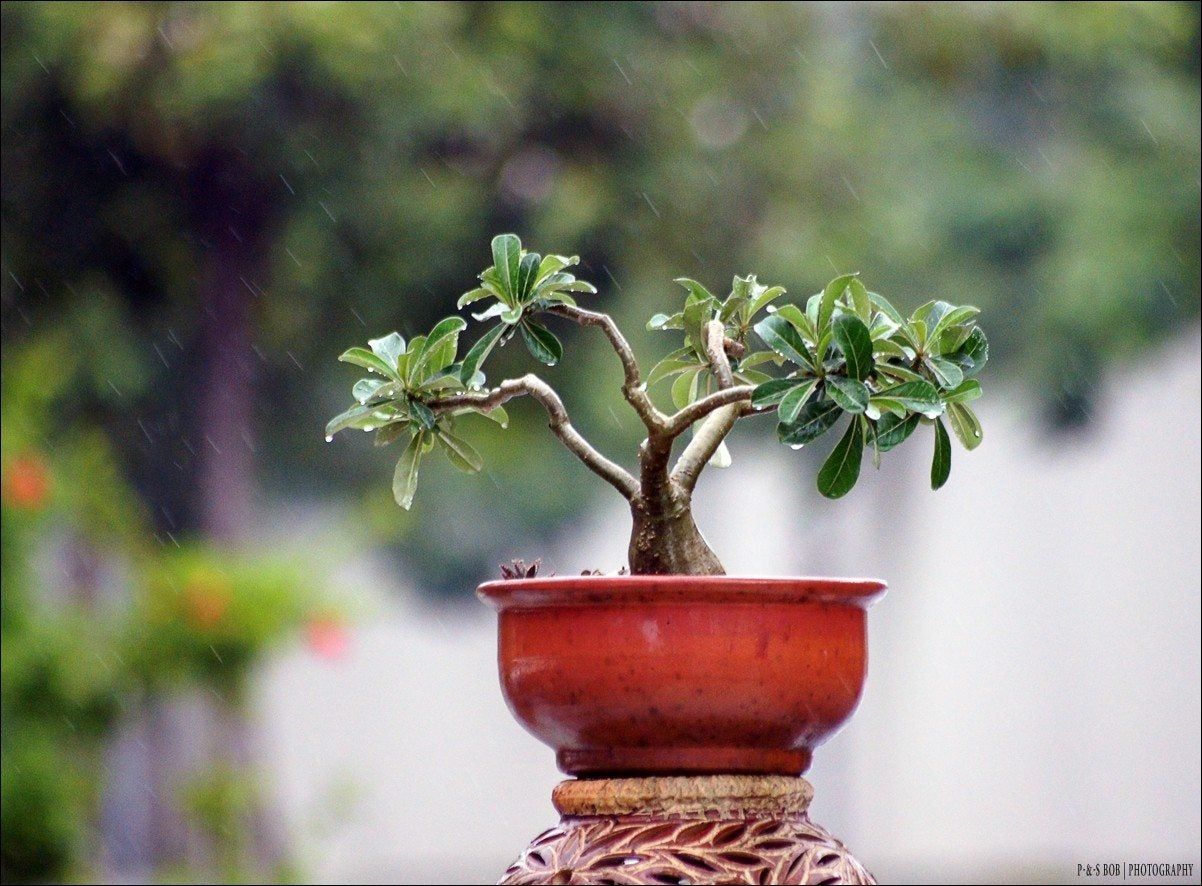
<box><xmin>746</xmin><ymin>276</ymin><xmax>987</xmax><ymax>497</ymax></box>
<box><xmin>325</xmin><ymin>321</ymin><xmax>506</xmax><ymax>508</ymax></box>
<box><xmin>456</xmin><ymin>233</ymin><xmax>597</xmax><ymax>374</ymax></box>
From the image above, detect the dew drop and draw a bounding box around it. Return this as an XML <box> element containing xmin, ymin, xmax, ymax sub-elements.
<box><xmin>364</xmin><ymin>425</ymin><xmax>375</xmax><ymax>432</ymax></box>
<box><xmin>790</xmin><ymin>443</ymin><xmax>804</xmax><ymax>450</ymax></box>
<box><xmin>324</xmin><ymin>435</ymin><xmax>333</xmax><ymax>443</ymax></box>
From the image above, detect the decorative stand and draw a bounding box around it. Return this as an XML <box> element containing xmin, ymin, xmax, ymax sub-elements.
<box><xmin>500</xmin><ymin>775</ymin><xmax>874</xmax><ymax>885</ymax></box>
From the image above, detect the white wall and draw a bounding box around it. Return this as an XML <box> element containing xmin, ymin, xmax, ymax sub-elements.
<box><xmin>255</xmin><ymin>330</ymin><xmax>1201</xmax><ymax>884</ymax></box>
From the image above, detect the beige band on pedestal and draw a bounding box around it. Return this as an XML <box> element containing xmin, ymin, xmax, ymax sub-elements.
<box><xmin>552</xmin><ymin>774</ymin><xmax>815</xmax><ymax>818</ymax></box>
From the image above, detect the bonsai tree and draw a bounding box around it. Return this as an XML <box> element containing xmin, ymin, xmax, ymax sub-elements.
<box><xmin>327</xmin><ymin>234</ymin><xmax>986</xmax><ymax>576</ymax></box>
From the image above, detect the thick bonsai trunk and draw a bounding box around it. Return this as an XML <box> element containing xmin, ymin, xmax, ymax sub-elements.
<box><xmin>628</xmin><ymin>494</ymin><xmax>725</xmax><ymax>576</ymax></box>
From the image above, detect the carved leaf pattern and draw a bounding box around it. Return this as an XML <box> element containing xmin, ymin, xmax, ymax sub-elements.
<box><xmin>500</xmin><ymin>814</ymin><xmax>874</xmax><ymax>885</ymax></box>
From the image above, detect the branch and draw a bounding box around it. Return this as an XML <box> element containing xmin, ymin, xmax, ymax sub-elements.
<box><xmin>547</xmin><ymin>304</ymin><xmax>665</xmax><ymax>432</ymax></box>
<box><xmin>670</xmin><ymin>321</ymin><xmax>742</xmax><ymax>493</ymax></box>
<box><xmin>429</xmin><ymin>374</ymin><xmax>639</xmax><ymax>499</ymax></box>
<box><xmin>664</xmin><ymin>385</ymin><xmax>757</xmax><ymax>434</ymax></box>
<box><xmin>703</xmin><ymin>319</ymin><xmax>735</xmax><ymax>389</ymax></box>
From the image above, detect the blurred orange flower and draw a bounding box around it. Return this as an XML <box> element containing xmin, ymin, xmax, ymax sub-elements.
<box><xmin>2</xmin><ymin>452</ymin><xmax>52</xmax><ymax>511</ymax></box>
<box><xmin>183</xmin><ymin>571</ymin><xmax>232</xmax><ymax>629</ymax></box>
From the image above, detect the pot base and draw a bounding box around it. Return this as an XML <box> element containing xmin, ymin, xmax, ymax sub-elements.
<box><xmin>558</xmin><ymin>746</ymin><xmax>813</xmax><ymax>777</ymax></box>
<box><xmin>499</xmin><ymin>775</ymin><xmax>874</xmax><ymax>885</ymax></box>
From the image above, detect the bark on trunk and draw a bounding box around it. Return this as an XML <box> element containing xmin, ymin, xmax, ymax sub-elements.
<box><xmin>628</xmin><ymin>493</ymin><xmax>725</xmax><ymax>576</ymax></box>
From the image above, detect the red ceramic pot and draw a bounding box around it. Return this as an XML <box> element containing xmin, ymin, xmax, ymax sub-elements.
<box><xmin>478</xmin><ymin>575</ymin><xmax>886</xmax><ymax>777</ymax></box>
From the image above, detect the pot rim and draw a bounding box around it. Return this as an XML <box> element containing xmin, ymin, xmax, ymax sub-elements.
<box><xmin>478</xmin><ymin>574</ymin><xmax>887</xmax><ymax>611</ymax></box>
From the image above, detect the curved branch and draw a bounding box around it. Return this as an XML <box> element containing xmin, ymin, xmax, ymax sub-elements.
<box><xmin>430</xmin><ymin>374</ymin><xmax>639</xmax><ymax>499</ymax></box>
<box><xmin>669</xmin><ymin>321</ymin><xmax>741</xmax><ymax>493</ymax></box>
<box><xmin>547</xmin><ymin>304</ymin><xmax>665</xmax><ymax>432</ymax></box>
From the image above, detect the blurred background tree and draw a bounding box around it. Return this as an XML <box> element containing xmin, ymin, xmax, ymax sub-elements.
<box><xmin>1</xmin><ymin>2</ymin><xmax>1198</xmax><ymax>881</ymax></box>
<box><xmin>3</xmin><ymin>2</ymin><xmax>1197</xmax><ymax>593</ymax></box>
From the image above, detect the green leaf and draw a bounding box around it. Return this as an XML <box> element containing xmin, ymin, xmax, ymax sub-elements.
<box><xmin>831</xmin><ymin>314</ymin><xmax>874</xmax><ymax>380</ymax></box>
<box><xmin>847</xmin><ymin>278</ymin><xmax>872</xmax><ymax>321</ymax></box>
<box><xmin>392</xmin><ymin>432</ymin><xmax>425</xmax><ymax>509</ymax></box>
<box><xmin>374</xmin><ymin>423</ymin><xmax>408</xmax><ymax>447</ymax></box>
<box><xmin>817</xmin><ymin>417</ymin><xmax>865</xmax><ymax>499</ymax></box>
<box><xmin>925</xmin><ymin>356</ymin><xmax>964</xmax><ymax>389</ymax></box>
<box><xmin>339</xmin><ymin>347</ymin><xmax>401</xmax><ymax>382</ymax></box>
<box><xmin>737</xmin><ymin>350</ymin><xmax>783</xmax><ymax>371</ymax></box>
<box><xmin>873</xmin><ymin>338</ymin><xmax>910</xmax><ymax>360</ymax></box>
<box><xmin>939</xmin><ymin>323</ymin><xmax>976</xmax><ymax>356</ymax></box>
<box><xmin>929</xmin><ymin>304</ymin><xmax>980</xmax><ymax>343</ymax></box>
<box><xmin>720</xmin><ymin>275</ymin><xmax>755</xmax><ymax>321</ymax></box>
<box><xmin>671</xmin><ymin>368</ymin><xmax>701</xmax><ymax>410</ymax></box>
<box><xmin>436</xmin><ymin>428</ymin><xmax>484</xmax><ymax>472</ymax></box>
<box><xmin>459</xmin><ymin>324</ymin><xmax>505</xmax><ymax>385</ymax></box>
<box><xmin>874</xmin><ymin>413</ymin><xmax>919</xmax><ymax>452</ymax></box>
<box><xmin>674</xmin><ymin>277</ymin><xmax>716</xmax><ymax>304</ymax></box>
<box><xmin>457</xmin><ymin>287</ymin><xmax>493</xmax><ymax>309</ymax></box>
<box><xmin>777</xmin><ymin>378</ymin><xmax>820</xmax><ymax>423</ymax></box>
<box><xmin>748</xmin><ymin>285</ymin><xmax>787</xmax><ymax>317</ymax></box>
<box><xmin>681</xmin><ymin>291</ymin><xmax>716</xmax><ymax>350</ymax></box>
<box><xmin>751</xmin><ymin>378</ymin><xmax>801</xmax><ymax>408</ymax></box>
<box><xmin>778</xmin><ymin>399</ymin><xmax>841</xmax><ymax>446</ymax></box>
<box><xmin>734</xmin><ymin>368</ymin><xmax>773</xmax><ymax>385</ymax></box>
<box><xmin>944</xmin><ymin>379</ymin><xmax>983</xmax><ymax>404</ymax></box>
<box><xmin>491</xmin><ymin>233</ymin><xmax>521</xmax><ymax>301</ymax></box>
<box><xmin>868</xmin><ymin>312</ymin><xmax>899</xmax><ymax>340</ymax></box>
<box><xmin>472</xmin><ymin>302</ymin><xmax>509</xmax><ymax>322</ymax></box>
<box><xmin>409</xmin><ymin>399</ymin><xmax>437</xmax><ymax>430</ymax></box>
<box><xmin>549</xmin><ymin>280</ymin><xmax>596</xmax><ymax>295</ymax></box>
<box><xmin>905</xmin><ymin>319</ymin><xmax>928</xmax><ymax>350</ymax></box>
<box><xmin>912</xmin><ymin>300</ymin><xmax>952</xmax><ymax>327</ymax></box>
<box><xmin>866</xmin><ymin>396</ymin><xmax>908</xmax><ymax>420</ymax></box>
<box><xmin>869</xmin><ymin>291</ymin><xmax>905</xmax><ymax>325</ymax></box>
<box><xmin>647</xmin><ymin>351</ymin><xmax>702</xmax><ymax>387</ymax></box>
<box><xmin>947</xmin><ymin>402</ymin><xmax>983</xmax><ymax>450</ymax></box>
<box><xmin>753</xmin><ymin>314</ymin><xmax>814</xmax><ymax>370</ymax></box>
<box><xmin>771</xmin><ymin>304</ymin><xmax>816</xmax><ymax>343</ymax></box>
<box><xmin>952</xmin><ymin>327</ymin><xmax>989</xmax><ymax>377</ymax></box>
<box><xmin>819</xmin><ymin>273</ymin><xmax>857</xmax><ymax>331</ymax></box>
<box><xmin>876</xmin><ymin>362</ymin><xmax>925</xmax><ymax>384</ymax></box>
<box><xmin>516</xmin><ymin>251</ymin><xmax>541</xmax><ymax>301</ymax></box>
<box><xmin>520</xmin><ymin>320</ymin><xmax>563</xmax><ymax>366</ymax></box>
<box><xmin>453</xmin><ymin>404</ymin><xmax>509</xmax><ymax>428</ymax></box>
<box><xmin>536</xmin><ymin>254</ymin><xmax>578</xmax><ymax>280</ymax></box>
<box><xmin>326</xmin><ymin>403</ymin><xmax>379</xmax><ymax>437</ymax></box>
<box><xmin>500</xmin><ymin>304</ymin><xmax>524</xmax><ymax>325</ymax></box>
<box><xmin>826</xmin><ymin>376</ymin><xmax>869</xmax><ymax>413</ymax></box>
<box><xmin>878</xmin><ymin>379</ymin><xmax>942</xmax><ymax>415</ymax></box>
<box><xmin>353</xmin><ymin>378</ymin><xmax>389</xmax><ymax>404</ymax></box>
<box><xmin>368</xmin><ymin>332</ymin><xmax>406</xmax><ymax>369</ymax></box>
<box><xmin>410</xmin><ymin>316</ymin><xmax>467</xmax><ymax>381</ymax></box>
<box><xmin>931</xmin><ymin>418</ymin><xmax>952</xmax><ymax>490</ymax></box>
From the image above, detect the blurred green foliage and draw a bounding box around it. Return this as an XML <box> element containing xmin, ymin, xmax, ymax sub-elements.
<box><xmin>1</xmin><ymin>339</ymin><xmax>325</xmax><ymax>882</ymax></box>
<box><xmin>1</xmin><ymin>3</ymin><xmax>1198</xmax><ymax>589</ymax></box>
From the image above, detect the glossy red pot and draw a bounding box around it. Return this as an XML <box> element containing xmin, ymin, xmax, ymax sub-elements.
<box><xmin>478</xmin><ymin>575</ymin><xmax>886</xmax><ymax>777</ymax></box>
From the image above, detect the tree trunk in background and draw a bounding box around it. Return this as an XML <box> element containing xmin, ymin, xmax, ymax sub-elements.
<box><xmin>108</xmin><ymin>147</ymin><xmax>279</xmax><ymax>878</ymax></box>
<box><xmin>196</xmin><ymin>228</ymin><xmax>260</xmax><ymax>543</ymax></box>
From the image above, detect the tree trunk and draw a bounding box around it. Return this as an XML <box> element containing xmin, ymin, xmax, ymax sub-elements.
<box><xmin>628</xmin><ymin>492</ymin><xmax>725</xmax><ymax>575</ymax></box>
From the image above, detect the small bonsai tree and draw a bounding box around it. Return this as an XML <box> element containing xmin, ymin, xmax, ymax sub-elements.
<box><xmin>327</xmin><ymin>234</ymin><xmax>986</xmax><ymax>576</ymax></box>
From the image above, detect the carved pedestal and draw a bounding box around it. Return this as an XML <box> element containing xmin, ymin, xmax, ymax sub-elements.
<box><xmin>500</xmin><ymin>775</ymin><xmax>874</xmax><ymax>885</ymax></box>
